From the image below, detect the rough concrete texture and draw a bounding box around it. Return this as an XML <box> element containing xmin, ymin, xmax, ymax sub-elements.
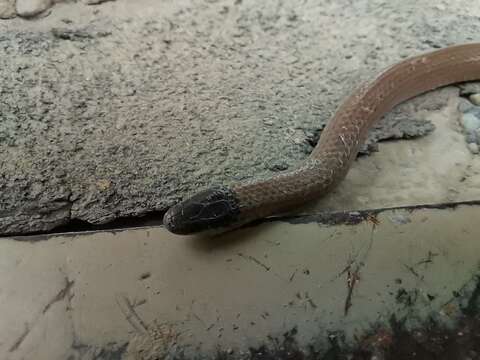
<box><xmin>2</xmin><ymin>0</ymin><xmax>102</xmax><ymax>19</ymax></box>
<box><xmin>1</xmin><ymin>0</ymin><xmax>480</xmax><ymax>235</ymax></box>
<box><xmin>0</xmin><ymin>0</ymin><xmax>17</xmax><ymax>19</ymax></box>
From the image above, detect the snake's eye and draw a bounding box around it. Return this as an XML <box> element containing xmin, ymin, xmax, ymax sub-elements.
<box><xmin>182</xmin><ymin>203</ymin><xmax>204</xmax><ymax>219</ymax></box>
<box><xmin>195</xmin><ymin>199</ymin><xmax>234</xmax><ymax>221</ymax></box>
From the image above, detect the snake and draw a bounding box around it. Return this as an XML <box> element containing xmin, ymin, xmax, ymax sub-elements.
<box><xmin>163</xmin><ymin>43</ymin><xmax>480</xmax><ymax>235</ymax></box>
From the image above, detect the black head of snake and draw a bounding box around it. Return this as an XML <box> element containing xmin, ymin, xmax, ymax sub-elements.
<box><xmin>163</xmin><ymin>187</ymin><xmax>241</xmax><ymax>235</ymax></box>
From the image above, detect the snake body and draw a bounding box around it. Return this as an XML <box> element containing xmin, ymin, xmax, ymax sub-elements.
<box><xmin>164</xmin><ymin>43</ymin><xmax>480</xmax><ymax>235</ymax></box>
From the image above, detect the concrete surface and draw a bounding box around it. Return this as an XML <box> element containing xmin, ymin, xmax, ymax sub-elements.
<box><xmin>2</xmin><ymin>204</ymin><xmax>480</xmax><ymax>359</ymax></box>
<box><xmin>1</xmin><ymin>1</ymin><xmax>480</xmax><ymax>359</ymax></box>
<box><xmin>2</xmin><ymin>0</ymin><xmax>480</xmax><ymax>234</ymax></box>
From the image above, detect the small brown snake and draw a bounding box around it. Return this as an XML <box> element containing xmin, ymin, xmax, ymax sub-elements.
<box><xmin>164</xmin><ymin>43</ymin><xmax>480</xmax><ymax>235</ymax></box>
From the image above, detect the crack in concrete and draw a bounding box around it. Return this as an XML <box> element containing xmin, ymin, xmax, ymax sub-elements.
<box><xmin>5</xmin><ymin>199</ymin><xmax>480</xmax><ymax>241</ymax></box>
<box><xmin>42</xmin><ymin>277</ymin><xmax>75</xmax><ymax>314</ymax></box>
<box><xmin>115</xmin><ymin>293</ymin><xmax>148</xmax><ymax>334</ymax></box>
<box><xmin>8</xmin><ymin>324</ymin><xmax>30</xmax><ymax>353</ymax></box>
<box><xmin>237</xmin><ymin>252</ymin><xmax>271</xmax><ymax>272</ymax></box>
<box><xmin>9</xmin><ymin>275</ymin><xmax>74</xmax><ymax>353</ymax></box>
<box><xmin>344</xmin><ymin>223</ymin><xmax>376</xmax><ymax>316</ymax></box>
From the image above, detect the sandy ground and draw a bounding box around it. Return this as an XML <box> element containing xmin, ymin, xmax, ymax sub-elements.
<box><xmin>2</xmin><ymin>205</ymin><xmax>480</xmax><ymax>359</ymax></box>
<box><xmin>2</xmin><ymin>0</ymin><xmax>480</xmax><ymax>235</ymax></box>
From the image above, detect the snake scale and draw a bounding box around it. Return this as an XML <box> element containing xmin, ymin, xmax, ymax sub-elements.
<box><xmin>164</xmin><ymin>43</ymin><xmax>480</xmax><ymax>235</ymax></box>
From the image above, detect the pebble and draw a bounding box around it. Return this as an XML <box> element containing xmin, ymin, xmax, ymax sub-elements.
<box><xmin>0</xmin><ymin>0</ymin><xmax>16</xmax><ymax>19</ymax></box>
<box><xmin>466</xmin><ymin>132</ymin><xmax>477</xmax><ymax>144</ymax></box>
<box><xmin>459</xmin><ymin>83</ymin><xmax>480</xmax><ymax>96</ymax></box>
<box><xmin>267</xmin><ymin>161</ymin><xmax>289</xmax><ymax>172</ymax></box>
<box><xmin>476</xmin><ymin>128</ymin><xmax>480</xmax><ymax>144</ymax></box>
<box><xmin>461</xmin><ymin>113</ymin><xmax>480</xmax><ymax>132</ymax></box>
<box><xmin>469</xmin><ymin>93</ymin><xmax>480</xmax><ymax>106</ymax></box>
<box><xmin>468</xmin><ymin>143</ymin><xmax>479</xmax><ymax>154</ymax></box>
<box><xmin>457</xmin><ymin>98</ymin><xmax>474</xmax><ymax>113</ymax></box>
<box><xmin>1</xmin><ymin>0</ymin><xmax>116</xmax><ymax>19</ymax></box>
<box><xmin>16</xmin><ymin>0</ymin><xmax>52</xmax><ymax>18</ymax></box>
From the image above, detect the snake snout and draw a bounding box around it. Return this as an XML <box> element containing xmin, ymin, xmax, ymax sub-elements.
<box><xmin>163</xmin><ymin>205</ymin><xmax>183</xmax><ymax>234</ymax></box>
<box><xmin>163</xmin><ymin>187</ymin><xmax>241</xmax><ymax>235</ymax></box>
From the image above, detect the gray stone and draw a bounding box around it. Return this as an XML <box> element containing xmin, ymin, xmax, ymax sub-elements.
<box><xmin>16</xmin><ymin>0</ymin><xmax>52</xmax><ymax>18</ymax></box>
<box><xmin>461</xmin><ymin>113</ymin><xmax>480</xmax><ymax>132</ymax></box>
<box><xmin>266</xmin><ymin>160</ymin><xmax>289</xmax><ymax>172</ymax></box>
<box><xmin>468</xmin><ymin>143</ymin><xmax>479</xmax><ymax>154</ymax></box>
<box><xmin>469</xmin><ymin>94</ymin><xmax>480</xmax><ymax>106</ymax></box>
<box><xmin>466</xmin><ymin>132</ymin><xmax>477</xmax><ymax>144</ymax></box>
<box><xmin>0</xmin><ymin>0</ymin><xmax>16</xmax><ymax>19</ymax></box>
<box><xmin>458</xmin><ymin>98</ymin><xmax>474</xmax><ymax>113</ymax></box>
<box><xmin>459</xmin><ymin>82</ymin><xmax>480</xmax><ymax>96</ymax></box>
<box><xmin>476</xmin><ymin>129</ymin><xmax>480</xmax><ymax>145</ymax></box>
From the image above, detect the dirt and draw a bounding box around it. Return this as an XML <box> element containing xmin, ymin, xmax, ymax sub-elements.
<box><xmin>2</xmin><ymin>0</ymin><xmax>480</xmax><ymax>235</ymax></box>
<box><xmin>2</xmin><ymin>203</ymin><xmax>480</xmax><ymax>359</ymax></box>
<box><xmin>124</xmin><ymin>275</ymin><xmax>480</xmax><ymax>359</ymax></box>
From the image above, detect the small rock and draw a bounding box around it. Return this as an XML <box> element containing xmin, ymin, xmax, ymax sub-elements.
<box><xmin>0</xmin><ymin>0</ymin><xmax>16</xmax><ymax>19</ymax></box>
<box><xmin>468</xmin><ymin>143</ymin><xmax>479</xmax><ymax>154</ymax></box>
<box><xmin>266</xmin><ymin>160</ymin><xmax>289</xmax><ymax>172</ymax></box>
<box><xmin>466</xmin><ymin>132</ymin><xmax>477</xmax><ymax>144</ymax></box>
<box><xmin>139</xmin><ymin>272</ymin><xmax>151</xmax><ymax>280</ymax></box>
<box><xmin>457</xmin><ymin>98</ymin><xmax>474</xmax><ymax>113</ymax></box>
<box><xmin>96</xmin><ymin>179</ymin><xmax>111</xmax><ymax>190</ymax></box>
<box><xmin>476</xmin><ymin>128</ymin><xmax>480</xmax><ymax>144</ymax></box>
<box><xmin>461</xmin><ymin>113</ymin><xmax>480</xmax><ymax>132</ymax></box>
<box><xmin>16</xmin><ymin>0</ymin><xmax>52</xmax><ymax>18</ymax></box>
<box><xmin>459</xmin><ymin>82</ymin><xmax>480</xmax><ymax>96</ymax></box>
<box><xmin>470</xmin><ymin>93</ymin><xmax>480</xmax><ymax>106</ymax></box>
<box><xmin>115</xmin><ymin>118</ymin><xmax>126</xmax><ymax>130</ymax></box>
